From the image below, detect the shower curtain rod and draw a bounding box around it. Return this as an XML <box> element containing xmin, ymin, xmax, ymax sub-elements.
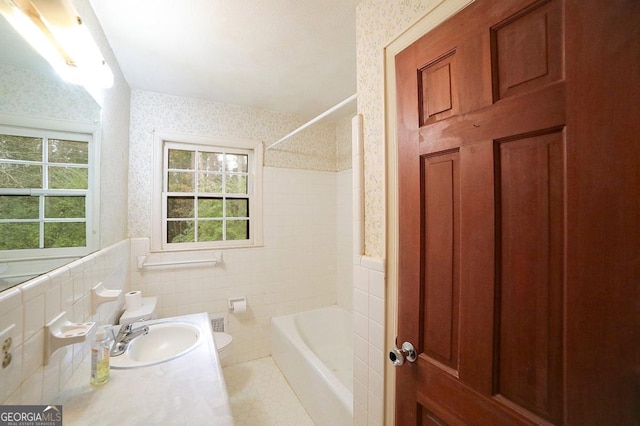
<box><xmin>266</xmin><ymin>93</ymin><xmax>357</xmax><ymax>150</ymax></box>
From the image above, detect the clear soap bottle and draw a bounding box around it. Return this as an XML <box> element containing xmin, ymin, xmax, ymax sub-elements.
<box><xmin>90</xmin><ymin>326</ymin><xmax>110</xmax><ymax>385</ymax></box>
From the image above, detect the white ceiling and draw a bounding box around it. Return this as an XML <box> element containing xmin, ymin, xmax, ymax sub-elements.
<box><xmin>89</xmin><ymin>0</ymin><xmax>359</xmax><ymax>120</ymax></box>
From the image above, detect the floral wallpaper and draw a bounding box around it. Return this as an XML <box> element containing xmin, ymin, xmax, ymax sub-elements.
<box><xmin>355</xmin><ymin>0</ymin><xmax>442</xmax><ymax>258</ymax></box>
<box><xmin>0</xmin><ymin>64</ymin><xmax>101</xmax><ymax>123</ymax></box>
<box><xmin>128</xmin><ymin>89</ymin><xmax>342</xmax><ymax>238</ymax></box>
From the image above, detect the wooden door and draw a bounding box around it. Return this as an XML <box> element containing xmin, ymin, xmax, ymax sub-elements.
<box><xmin>395</xmin><ymin>0</ymin><xmax>640</xmax><ymax>424</ymax></box>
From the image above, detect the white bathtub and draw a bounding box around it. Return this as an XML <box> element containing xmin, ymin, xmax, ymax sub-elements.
<box><xmin>271</xmin><ymin>305</ymin><xmax>353</xmax><ymax>425</ymax></box>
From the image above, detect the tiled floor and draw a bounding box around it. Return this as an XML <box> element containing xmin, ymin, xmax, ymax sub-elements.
<box><xmin>223</xmin><ymin>356</ymin><xmax>314</xmax><ymax>426</ymax></box>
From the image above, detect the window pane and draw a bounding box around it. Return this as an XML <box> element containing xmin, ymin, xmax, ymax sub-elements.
<box><xmin>168</xmin><ymin>171</ymin><xmax>194</xmax><ymax>192</ymax></box>
<box><xmin>226</xmin><ymin>198</ymin><xmax>248</xmax><ymax>217</ymax></box>
<box><xmin>44</xmin><ymin>222</ymin><xmax>86</xmax><ymax>248</ymax></box>
<box><xmin>167</xmin><ymin>197</ymin><xmax>194</xmax><ymax>218</ymax></box>
<box><xmin>45</xmin><ymin>197</ymin><xmax>85</xmax><ymax>218</ymax></box>
<box><xmin>48</xmin><ymin>139</ymin><xmax>88</xmax><ymax>164</ymax></box>
<box><xmin>0</xmin><ymin>164</ymin><xmax>42</xmax><ymax>188</ymax></box>
<box><xmin>0</xmin><ymin>223</ymin><xmax>39</xmax><ymax>249</ymax></box>
<box><xmin>167</xmin><ymin>220</ymin><xmax>194</xmax><ymax>243</ymax></box>
<box><xmin>199</xmin><ymin>152</ymin><xmax>223</xmax><ymax>172</ymax></box>
<box><xmin>198</xmin><ymin>173</ymin><xmax>222</xmax><ymax>193</ymax></box>
<box><xmin>0</xmin><ymin>196</ymin><xmax>39</xmax><ymax>219</ymax></box>
<box><xmin>168</xmin><ymin>149</ymin><xmax>194</xmax><ymax>170</ymax></box>
<box><xmin>48</xmin><ymin>166</ymin><xmax>88</xmax><ymax>189</ymax></box>
<box><xmin>0</xmin><ymin>134</ymin><xmax>42</xmax><ymax>161</ymax></box>
<box><xmin>226</xmin><ymin>175</ymin><xmax>247</xmax><ymax>194</ymax></box>
<box><xmin>198</xmin><ymin>198</ymin><xmax>222</xmax><ymax>218</ymax></box>
<box><xmin>198</xmin><ymin>220</ymin><xmax>223</xmax><ymax>241</ymax></box>
<box><xmin>226</xmin><ymin>220</ymin><xmax>249</xmax><ymax>240</ymax></box>
<box><xmin>225</xmin><ymin>154</ymin><xmax>248</xmax><ymax>173</ymax></box>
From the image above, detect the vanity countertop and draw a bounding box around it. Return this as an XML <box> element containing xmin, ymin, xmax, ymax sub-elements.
<box><xmin>55</xmin><ymin>313</ymin><xmax>234</xmax><ymax>425</ymax></box>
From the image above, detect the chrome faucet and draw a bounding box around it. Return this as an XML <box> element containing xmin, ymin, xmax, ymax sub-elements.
<box><xmin>110</xmin><ymin>322</ymin><xmax>149</xmax><ymax>356</ymax></box>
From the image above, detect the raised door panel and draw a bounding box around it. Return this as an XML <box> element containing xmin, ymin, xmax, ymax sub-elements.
<box><xmin>494</xmin><ymin>129</ymin><xmax>565</xmax><ymax>424</ymax></box>
<box><xmin>422</xmin><ymin>151</ymin><xmax>461</xmax><ymax>371</ymax></box>
<box><xmin>396</xmin><ymin>0</ymin><xmax>568</xmax><ymax>424</ymax></box>
<box><xmin>491</xmin><ymin>0</ymin><xmax>563</xmax><ymax>101</ymax></box>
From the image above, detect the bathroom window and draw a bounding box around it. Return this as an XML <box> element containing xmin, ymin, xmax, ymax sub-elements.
<box><xmin>0</xmin><ymin>125</ymin><xmax>97</xmax><ymax>257</ymax></box>
<box><xmin>153</xmin><ymin>132</ymin><xmax>263</xmax><ymax>251</ymax></box>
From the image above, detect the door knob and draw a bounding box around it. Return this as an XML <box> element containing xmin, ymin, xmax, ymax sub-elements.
<box><xmin>389</xmin><ymin>341</ymin><xmax>417</xmax><ymax>366</ymax></box>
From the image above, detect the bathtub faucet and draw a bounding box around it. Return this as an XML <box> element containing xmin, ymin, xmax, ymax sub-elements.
<box><xmin>110</xmin><ymin>323</ymin><xmax>149</xmax><ymax>356</ymax></box>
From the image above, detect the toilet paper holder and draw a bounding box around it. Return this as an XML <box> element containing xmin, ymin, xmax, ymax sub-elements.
<box><xmin>228</xmin><ymin>297</ymin><xmax>247</xmax><ymax>313</ymax></box>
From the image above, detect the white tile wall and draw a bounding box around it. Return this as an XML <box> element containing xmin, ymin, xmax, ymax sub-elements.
<box><xmin>353</xmin><ymin>256</ymin><xmax>385</xmax><ymax>426</ymax></box>
<box><xmin>130</xmin><ymin>167</ymin><xmax>352</xmax><ymax>366</ymax></box>
<box><xmin>0</xmin><ymin>240</ymin><xmax>130</xmax><ymax>404</ymax></box>
<box><xmin>336</xmin><ymin>169</ymin><xmax>353</xmax><ymax>311</ymax></box>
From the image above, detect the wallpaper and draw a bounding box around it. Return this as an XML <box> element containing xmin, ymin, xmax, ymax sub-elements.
<box><xmin>128</xmin><ymin>89</ymin><xmax>340</xmax><ymax>238</ymax></box>
<box><xmin>0</xmin><ymin>64</ymin><xmax>100</xmax><ymax>124</ymax></box>
<box><xmin>356</xmin><ymin>0</ymin><xmax>440</xmax><ymax>258</ymax></box>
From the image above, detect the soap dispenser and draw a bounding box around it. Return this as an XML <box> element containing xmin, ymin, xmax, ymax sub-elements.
<box><xmin>90</xmin><ymin>326</ymin><xmax>110</xmax><ymax>385</ymax></box>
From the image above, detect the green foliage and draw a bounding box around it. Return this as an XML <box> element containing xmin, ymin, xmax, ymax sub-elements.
<box><xmin>0</xmin><ymin>164</ymin><xmax>42</xmax><ymax>188</ymax></box>
<box><xmin>0</xmin><ymin>223</ymin><xmax>39</xmax><ymax>249</ymax></box>
<box><xmin>44</xmin><ymin>222</ymin><xmax>86</xmax><ymax>248</ymax></box>
<box><xmin>164</xmin><ymin>149</ymin><xmax>250</xmax><ymax>245</ymax></box>
<box><xmin>0</xmin><ymin>196</ymin><xmax>38</xmax><ymax>219</ymax></box>
<box><xmin>48</xmin><ymin>139</ymin><xmax>88</xmax><ymax>164</ymax></box>
<box><xmin>45</xmin><ymin>197</ymin><xmax>85</xmax><ymax>218</ymax></box>
<box><xmin>0</xmin><ymin>134</ymin><xmax>88</xmax><ymax>250</ymax></box>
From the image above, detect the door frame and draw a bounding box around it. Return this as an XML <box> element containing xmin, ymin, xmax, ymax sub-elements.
<box><xmin>382</xmin><ymin>0</ymin><xmax>473</xmax><ymax>423</ymax></box>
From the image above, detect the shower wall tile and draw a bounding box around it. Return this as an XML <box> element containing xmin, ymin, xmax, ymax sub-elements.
<box><xmin>353</xmin><ymin>256</ymin><xmax>385</xmax><ymax>426</ymax></box>
<box><xmin>131</xmin><ymin>167</ymin><xmax>345</xmax><ymax>366</ymax></box>
<box><xmin>336</xmin><ymin>169</ymin><xmax>354</xmax><ymax>311</ymax></box>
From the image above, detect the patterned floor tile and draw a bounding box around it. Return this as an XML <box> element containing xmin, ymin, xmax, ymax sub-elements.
<box><xmin>223</xmin><ymin>356</ymin><xmax>314</xmax><ymax>426</ymax></box>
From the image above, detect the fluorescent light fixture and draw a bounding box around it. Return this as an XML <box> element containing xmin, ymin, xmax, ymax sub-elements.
<box><xmin>0</xmin><ymin>0</ymin><xmax>113</xmax><ymax>88</ymax></box>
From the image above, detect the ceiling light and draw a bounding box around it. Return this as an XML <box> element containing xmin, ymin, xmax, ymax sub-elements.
<box><xmin>0</xmin><ymin>0</ymin><xmax>113</xmax><ymax>88</ymax></box>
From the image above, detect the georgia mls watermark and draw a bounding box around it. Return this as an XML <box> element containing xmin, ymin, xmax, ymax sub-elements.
<box><xmin>0</xmin><ymin>405</ymin><xmax>62</xmax><ymax>426</ymax></box>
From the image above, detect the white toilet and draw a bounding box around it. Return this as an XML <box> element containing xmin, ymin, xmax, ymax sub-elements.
<box><xmin>213</xmin><ymin>331</ymin><xmax>233</xmax><ymax>363</ymax></box>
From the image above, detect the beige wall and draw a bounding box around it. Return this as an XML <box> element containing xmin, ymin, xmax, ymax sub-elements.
<box><xmin>73</xmin><ymin>0</ymin><xmax>131</xmax><ymax>248</ymax></box>
<box><xmin>356</xmin><ymin>0</ymin><xmax>444</xmax><ymax>258</ymax></box>
<box><xmin>128</xmin><ymin>89</ymin><xmax>340</xmax><ymax>237</ymax></box>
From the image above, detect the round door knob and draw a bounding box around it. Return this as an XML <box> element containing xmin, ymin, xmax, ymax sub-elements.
<box><xmin>389</xmin><ymin>341</ymin><xmax>417</xmax><ymax>367</ymax></box>
<box><xmin>389</xmin><ymin>347</ymin><xmax>405</xmax><ymax>366</ymax></box>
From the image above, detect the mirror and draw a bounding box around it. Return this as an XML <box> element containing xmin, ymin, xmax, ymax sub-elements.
<box><xmin>0</xmin><ymin>15</ymin><xmax>101</xmax><ymax>291</ymax></box>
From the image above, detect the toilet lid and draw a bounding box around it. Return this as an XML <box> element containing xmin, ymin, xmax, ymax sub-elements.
<box><xmin>213</xmin><ymin>332</ymin><xmax>232</xmax><ymax>350</ymax></box>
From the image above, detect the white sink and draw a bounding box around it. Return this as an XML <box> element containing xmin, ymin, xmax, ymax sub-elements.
<box><xmin>111</xmin><ymin>321</ymin><xmax>204</xmax><ymax>369</ymax></box>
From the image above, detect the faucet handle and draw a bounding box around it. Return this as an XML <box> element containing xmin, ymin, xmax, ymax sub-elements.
<box><xmin>117</xmin><ymin>323</ymin><xmax>133</xmax><ymax>335</ymax></box>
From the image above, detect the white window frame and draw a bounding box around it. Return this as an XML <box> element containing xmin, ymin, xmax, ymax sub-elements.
<box><xmin>151</xmin><ymin>131</ymin><xmax>263</xmax><ymax>252</ymax></box>
<box><xmin>0</xmin><ymin>115</ymin><xmax>100</xmax><ymax>262</ymax></box>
